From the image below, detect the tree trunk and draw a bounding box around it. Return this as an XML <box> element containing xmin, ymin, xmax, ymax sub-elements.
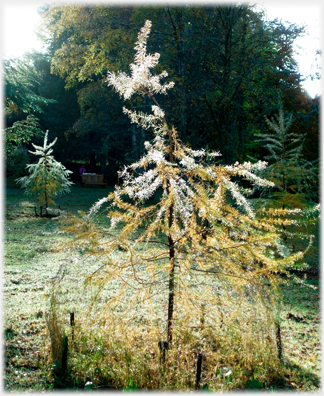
<box><xmin>166</xmin><ymin>128</ymin><xmax>176</xmax><ymax>345</ymax></box>
<box><xmin>89</xmin><ymin>151</ymin><xmax>96</xmax><ymax>173</ymax></box>
<box><xmin>237</xmin><ymin>89</ymin><xmax>244</xmax><ymax>161</ymax></box>
<box><xmin>44</xmin><ymin>158</ymin><xmax>49</xmax><ymax>215</ymax></box>
<box><xmin>237</xmin><ymin>11</ymin><xmax>247</xmax><ymax>161</ymax></box>
<box><xmin>44</xmin><ymin>188</ymin><xmax>48</xmax><ymax>215</ymax></box>
<box><xmin>100</xmin><ymin>153</ymin><xmax>106</xmax><ymax>174</ymax></box>
<box><xmin>167</xmin><ymin>203</ymin><xmax>175</xmax><ymax>344</ymax></box>
<box><xmin>167</xmin><ymin>8</ymin><xmax>186</xmax><ymax>140</ymax></box>
<box><xmin>131</xmin><ymin>124</ymin><xmax>138</xmax><ymax>160</ymax></box>
<box><xmin>140</xmin><ymin>128</ymin><xmax>146</xmax><ymax>157</ymax></box>
<box><xmin>177</xmin><ymin>9</ymin><xmax>186</xmax><ymax>141</ymax></box>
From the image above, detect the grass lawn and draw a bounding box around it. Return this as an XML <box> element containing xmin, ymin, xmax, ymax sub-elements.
<box><xmin>3</xmin><ymin>184</ymin><xmax>321</xmax><ymax>391</ymax></box>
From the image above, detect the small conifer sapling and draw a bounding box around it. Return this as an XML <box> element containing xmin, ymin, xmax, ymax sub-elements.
<box><xmin>16</xmin><ymin>130</ymin><xmax>73</xmax><ymax>215</ymax></box>
<box><xmin>253</xmin><ymin>103</ymin><xmax>318</xmax><ymax>209</ymax></box>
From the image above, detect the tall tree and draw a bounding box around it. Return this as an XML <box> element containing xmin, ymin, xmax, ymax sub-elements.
<box><xmin>4</xmin><ymin>57</ymin><xmax>55</xmax><ymax>157</ymax></box>
<box><xmin>28</xmin><ymin>52</ymin><xmax>80</xmax><ymax>165</ymax></box>
<box><xmin>4</xmin><ymin>57</ymin><xmax>54</xmax><ymax>115</ymax></box>
<box><xmin>37</xmin><ymin>4</ymin><xmax>311</xmax><ymax>168</ymax></box>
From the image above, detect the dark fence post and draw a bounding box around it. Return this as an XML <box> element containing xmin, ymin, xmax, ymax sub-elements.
<box><xmin>195</xmin><ymin>353</ymin><xmax>202</xmax><ymax>390</ymax></box>
<box><xmin>158</xmin><ymin>341</ymin><xmax>169</xmax><ymax>363</ymax></box>
<box><xmin>62</xmin><ymin>335</ymin><xmax>68</xmax><ymax>372</ymax></box>
<box><xmin>70</xmin><ymin>312</ymin><xmax>75</xmax><ymax>326</ymax></box>
<box><xmin>70</xmin><ymin>312</ymin><xmax>75</xmax><ymax>342</ymax></box>
<box><xmin>276</xmin><ymin>321</ymin><xmax>283</xmax><ymax>362</ymax></box>
<box><xmin>40</xmin><ymin>206</ymin><xmax>43</xmax><ymax>217</ymax></box>
<box><xmin>200</xmin><ymin>303</ymin><xmax>206</xmax><ymax>329</ymax></box>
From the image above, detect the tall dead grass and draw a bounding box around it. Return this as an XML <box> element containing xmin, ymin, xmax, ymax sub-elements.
<box><xmin>45</xmin><ymin>265</ymin><xmax>284</xmax><ymax>390</ymax></box>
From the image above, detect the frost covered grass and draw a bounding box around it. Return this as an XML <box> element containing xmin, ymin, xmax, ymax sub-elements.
<box><xmin>4</xmin><ymin>185</ymin><xmax>320</xmax><ymax>391</ymax></box>
<box><xmin>4</xmin><ymin>184</ymin><xmax>113</xmax><ymax>391</ymax></box>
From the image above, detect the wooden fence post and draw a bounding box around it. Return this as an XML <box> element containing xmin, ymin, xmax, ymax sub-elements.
<box><xmin>62</xmin><ymin>335</ymin><xmax>68</xmax><ymax>372</ymax></box>
<box><xmin>276</xmin><ymin>321</ymin><xmax>283</xmax><ymax>361</ymax></box>
<box><xmin>70</xmin><ymin>312</ymin><xmax>75</xmax><ymax>342</ymax></box>
<box><xmin>200</xmin><ymin>303</ymin><xmax>206</xmax><ymax>329</ymax></box>
<box><xmin>158</xmin><ymin>341</ymin><xmax>169</xmax><ymax>363</ymax></box>
<box><xmin>195</xmin><ymin>353</ymin><xmax>202</xmax><ymax>390</ymax></box>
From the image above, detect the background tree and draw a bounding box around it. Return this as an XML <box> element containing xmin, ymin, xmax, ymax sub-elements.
<box><xmin>64</xmin><ymin>79</ymin><xmax>132</xmax><ymax>179</ymax></box>
<box><xmin>37</xmin><ymin>5</ymin><xmax>140</xmax><ymax>173</ymax></box>
<box><xmin>4</xmin><ymin>57</ymin><xmax>54</xmax><ymax>116</ymax></box>
<box><xmin>3</xmin><ymin>55</ymin><xmax>58</xmax><ymax>187</ymax></box>
<box><xmin>253</xmin><ymin>103</ymin><xmax>318</xmax><ymax>209</ymax></box>
<box><xmin>4</xmin><ymin>5</ymin><xmax>319</xmax><ymax>196</ymax></box>
<box><xmin>250</xmin><ymin>103</ymin><xmax>319</xmax><ymax>274</ymax></box>
<box><xmin>16</xmin><ymin>131</ymin><xmax>73</xmax><ymax>215</ymax></box>
<box><xmin>4</xmin><ymin>57</ymin><xmax>56</xmax><ymax>155</ymax></box>
<box><xmin>4</xmin><ymin>114</ymin><xmax>43</xmax><ymax>159</ymax></box>
<box><xmin>36</xmin><ymin>4</ymin><xmax>317</xmax><ymax>177</ymax></box>
<box><xmin>6</xmin><ymin>145</ymin><xmax>30</xmax><ymax>180</ymax></box>
<box><xmin>28</xmin><ymin>52</ymin><xmax>80</xmax><ymax>166</ymax></box>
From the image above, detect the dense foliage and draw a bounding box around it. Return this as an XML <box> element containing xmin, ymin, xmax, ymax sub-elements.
<box><xmin>3</xmin><ymin>57</ymin><xmax>55</xmax><ymax>161</ymax></box>
<box><xmin>252</xmin><ymin>104</ymin><xmax>319</xmax><ymax>207</ymax></box>
<box><xmin>9</xmin><ymin>3</ymin><xmax>315</xmax><ymax>194</ymax></box>
<box><xmin>3</xmin><ymin>4</ymin><xmax>320</xmax><ymax>190</ymax></box>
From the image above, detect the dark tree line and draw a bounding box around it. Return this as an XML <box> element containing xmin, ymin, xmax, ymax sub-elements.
<box><xmin>4</xmin><ymin>3</ymin><xmax>320</xmax><ymax>196</ymax></box>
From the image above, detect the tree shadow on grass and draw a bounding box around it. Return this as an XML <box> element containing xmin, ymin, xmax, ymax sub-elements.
<box><xmin>268</xmin><ymin>359</ymin><xmax>320</xmax><ymax>391</ymax></box>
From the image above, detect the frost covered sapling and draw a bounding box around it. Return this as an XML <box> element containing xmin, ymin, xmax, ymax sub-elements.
<box><xmin>60</xmin><ymin>21</ymin><xmax>314</xmax><ymax>353</ymax></box>
<box><xmin>16</xmin><ymin>130</ymin><xmax>73</xmax><ymax>215</ymax></box>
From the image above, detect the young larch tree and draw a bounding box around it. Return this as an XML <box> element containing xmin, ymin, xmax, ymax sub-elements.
<box><xmin>62</xmin><ymin>20</ymin><xmax>311</xmax><ymax>351</ymax></box>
